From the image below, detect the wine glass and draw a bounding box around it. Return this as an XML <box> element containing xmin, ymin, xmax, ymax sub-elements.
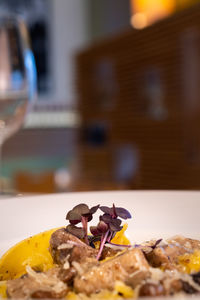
<box><xmin>0</xmin><ymin>14</ymin><xmax>37</xmax><ymax>193</ymax></box>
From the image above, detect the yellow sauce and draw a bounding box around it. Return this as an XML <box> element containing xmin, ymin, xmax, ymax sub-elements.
<box><xmin>178</xmin><ymin>250</ymin><xmax>200</xmax><ymax>274</ymax></box>
<box><xmin>66</xmin><ymin>281</ymin><xmax>134</xmax><ymax>300</ymax></box>
<box><xmin>0</xmin><ymin>281</ymin><xmax>7</xmax><ymax>299</ymax></box>
<box><xmin>0</xmin><ymin>228</ymin><xmax>58</xmax><ymax>281</ymax></box>
<box><xmin>0</xmin><ymin>225</ymin><xmax>131</xmax><ymax>299</ymax></box>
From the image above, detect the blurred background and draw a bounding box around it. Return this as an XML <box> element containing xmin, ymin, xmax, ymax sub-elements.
<box><xmin>1</xmin><ymin>0</ymin><xmax>200</xmax><ymax>193</ymax></box>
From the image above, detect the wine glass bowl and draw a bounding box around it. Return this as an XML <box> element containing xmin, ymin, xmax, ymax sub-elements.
<box><xmin>0</xmin><ymin>14</ymin><xmax>37</xmax><ymax>193</ymax></box>
<box><xmin>0</xmin><ymin>15</ymin><xmax>36</xmax><ymax>145</ymax></box>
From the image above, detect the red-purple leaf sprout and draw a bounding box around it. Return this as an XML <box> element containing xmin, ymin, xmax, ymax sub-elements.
<box><xmin>66</xmin><ymin>203</ymin><xmax>99</xmax><ymax>245</ymax></box>
<box><xmin>150</xmin><ymin>239</ymin><xmax>163</xmax><ymax>250</ymax></box>
<box><xmin>91</xmin><ymin>204</ymin><xmax>132</xmax><ymax>260</ymax></box>
<box><xmin>66</xmin><ymin>203</ymin><xmax>132</xmax><ymax>260</ymax></box>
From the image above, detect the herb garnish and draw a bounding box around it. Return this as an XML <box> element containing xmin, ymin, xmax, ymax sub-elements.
<box><xmin>66</xmin><ymin>203</ymin><xmax>99</xmax><ymax>245</ymax></box>
<box><xmin>66</xmin><ymin>203</ymin><xmax>132</xmax><ymax>260</ymax></box>
<box><xmin>150</xmin><ymin>239</ymin><xmax>163</xmax><ymax>250</ymax></box>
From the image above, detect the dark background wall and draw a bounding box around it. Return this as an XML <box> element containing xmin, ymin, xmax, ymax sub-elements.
<box><xmin>87</xmin><ymin>0</ymin><xmax>131</xmax><ymax>42</ymax></box>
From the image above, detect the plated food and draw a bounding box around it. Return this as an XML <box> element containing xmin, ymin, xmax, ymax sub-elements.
<box><xmin>1</xmin><ymin>203</ymin><xmax>200</xmax><ymax>299</ymax></box>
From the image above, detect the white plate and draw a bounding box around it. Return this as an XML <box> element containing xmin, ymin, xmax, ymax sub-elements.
<box><xmin>0</xmin><ymin>190</ymin><xmax>200</xmax><ymax>299</ymax></box>
<box><xmin>0</xmin><ymin>190</ymin><xmax>199</xmax><ymax>256</ymax></box>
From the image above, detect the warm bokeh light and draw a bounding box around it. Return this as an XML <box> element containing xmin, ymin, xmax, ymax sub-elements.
<box><xmin>131</xmin><ymin>0</ymin><xmax>175</xmax><ymax>28</ymax></box>
<box><xmin>131</xmin><ymin>12</ymin><xmax>148</xmax><ymax>29</ymax></box>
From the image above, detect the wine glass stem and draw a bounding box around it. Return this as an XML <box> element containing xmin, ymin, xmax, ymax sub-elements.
<box><xmin>0</xmin><ymin>138</ymin><xmax>3</xmax><ymax>194</ymax></box>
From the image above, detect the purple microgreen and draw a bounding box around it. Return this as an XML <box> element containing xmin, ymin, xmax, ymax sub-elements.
<box><xmin>100</xmin><ymin>204</ymin><xmax>131</xmax><ymax>220</ymax></box>
<box><xmin>115</xmin><ymin>207</ymin><xmax>132</xmax><ymax>219</ymax></box>
<box><xmin>100</xmin><ymin>204</ymin><xmax>117</xmax><ymax>218</ymax></box>
<box><xmin>112</xmin><ymin>203</ymin><xmax>117</xmax><ymax>218</ymax></box>
<box><xmin>96</xmin><ymin>230</ymin><xmax>109</xmax><ymax>260</ymax></box>
<box><xmin>66</xmin><ymin>202</ymin><xmax>132</xmax><ymax>257</ymax></box>
<box><xmin>66</xmin><ymin>211</ymin><xmax>82</xmax><ymax>225</ymax></box>
<box><xmin>99</xmin><ymin>206</ymin><xmax>113</xmax><ymax>215</ymax></box>
<box><xmin>73</xmin><ymin>203</ymin><xmax>90</xmax><ymax>215</ymax></box>
<box><xmin>90</xmin><ymin>204</ymin><xmax>100</xmax><ymax>215</ymax></box>
<box><xmin>66</xmin><ymin>225</ymin><xmax>85</xmax><ymax>239</ymax></box>
<box><xmin>95</xmin><ymin>205</ymin><xmax>132</xmax><ymax>259</ymax></box>
<box><xmin>81</xmin><ymin>205</ymin><xmax>100</xmax><ymax>223</ymax></box>
<box><xmin>109</xmin><ymin>219</ymin><xmax>122</xmax><ymax>232</ymax></box>
<box><xmin>81</xmin><ymin>215</ymin><xmax>89</xmax><ymax>245</ymax></box>
<box><xmin>66</xmin><ymin>203</ymin><xmax>100</xmax><ymax>245</ymax></box>
<box><xmin>111</xmin><ymin>218</ymin><xmax>122</xmax><ymax>226</ymax></box>
<box><xmin>66</xmin><ymin>204</ymin><xmax>92</xmax><ymax>224</ymax></box>
<box><xmin>108</xmin><ymin>241</ymin><xmax>132</xmax><ymax>248</ymax></box>
<box><xmin>150</xmin><ymin>239</ymin><xmax>163</xmax><ymax>250</ymax></box>
<box><xmin>100</xmin><ymin>214</ymin><xmax>122</xmax><ymax>231</ymax></box>
<box><xmin>107</xmin><ymin>231</ymin><xmax>114</xmax><ymax>242</ymax></box>
<box><xmin>90</xmin><ymin>221</ymin><xmax>108</xmax><ymax>236</ymax></box>
<box><xmin>100</xmin><ymin>214</ymin><xmax>112</xmax><ymax>223</ymax></box>
<box><xmin>97</xmin><ymin>221</ymin><xmax>109</xmax><ymax>233</ymax></box>
<box><xmin>83</xmin><ymin>214</ymin><xmax>93</xmax><ymax>222</ymax></box>
<box><xmin>109</xmin><ymin>223</ymin><xmax>123</xmax><ymax>232</ymax></box>
<box><xmin>90</xmin><ymin>226</ymin><xmax>100</xmax><ymax>236</ymax></box>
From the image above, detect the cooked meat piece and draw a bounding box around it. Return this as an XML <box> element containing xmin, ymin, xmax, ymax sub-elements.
<box><xmin>58</xmin><ymin>257</ymin><xmax>98</xmax><ymax>283</ymax></box>
<box><xmin>58</xmin><ymin>267</ymin><xmax>77</xmax><ymax>284</ymax></box>
<box><xmin>168</xmin><ymin>236</ymin><xmax>200</xmax><ymax>251</ymax></box>
<box><xmin>126</xmin><ymin>270</ymin><xmax>151</xmax><ymax>288</ymax></box>
<box><xmin>74</xmin><ymin>248</ymin><xmax>149</xmax><ymax>295</ymax></box>
<box><xmin>7</xmin><ymin>267</ymin><xmax>68</xmax><ymax>299</ymax></box>
<box><xmin>138</xmin><ymin>266</ymin><xmax>200</xmax><ymax>297</ymax></box>
<box><xmin>70</xmin><ymin>244</ymin><xmax>97</xmax><ymax>264</ymax></box>
<box><xmin>192</xmin><ymin>272</ymin><xmax>200</xmax><ymax>285</ymax></box>
<box><xmin>146</xmin><ymin>236</ymin><xmax>200</xmax><ymax>270</ymax></box>
<box><xmin>50</xmin><ymin>228</ymin><xmax>98</xmax><ymax>265</ymax></box>
<box><xmin>139</xmin><ymin>283</ymin><xmax>165</xmax><ymax>297</ymax></box>
<box><xmin>146</xmin><ymin>247</ymin><xmax>171</xmax><ymax>269</ymax></box>
<box><xmin>100</xmin><ymin>246</ymin><xmax>121</xmax><ymax>260</ymax></box>
<box><xmin>181</xmin><ymin>281</ymin><xmax>198</xmax><ymax>294</ymax></box>
<box><xmin>167</xmin><ymin>279</ymin><xmax>183</xmax><ymax>294</ymax></box>
<box><xmin>31</xmin><ymin>290</ymin><xmax>66</xmax><ymax>299</ymax></box>
<box><xmin>139</xmin><ymin>278</ymin><xmax>183</xmax><ymax>297</ymax></box>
